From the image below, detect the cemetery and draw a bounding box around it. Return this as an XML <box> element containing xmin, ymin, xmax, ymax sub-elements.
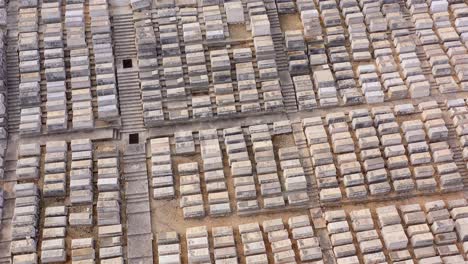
<box><xmin>0</xmin><ymin>0</ymin><xmax>467</xmax><ymax>262</ymax></box>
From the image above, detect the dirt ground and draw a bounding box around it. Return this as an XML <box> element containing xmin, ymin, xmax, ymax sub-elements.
<box><xmin>279</xmin><ymin>14</ymin><xmax>302</xmax><ymax>31</ymax></box>
<box><xmin>228</xmin><ymin>24</ymin><xmax>252</xmax><ymax>41</ymax></box>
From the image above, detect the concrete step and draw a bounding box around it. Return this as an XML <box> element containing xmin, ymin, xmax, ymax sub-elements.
<box><xmin>123</xmin><ymin>156</ymin><xmax>147</xmax><ymax>162</ymax></box>
<box><xmin>116</xmin><ymin>60</ymin><xmax>145</xmax><ymax>131</ymax></box>
<box><xmin>112</xmin><ymin>14</ymin><xmax>137</xmax><ymax>60</ymax></box>
<box><xmin>6</xmin><ymin>46</ymin><xmax>20</xmax><ymax>134</ymax></box>
<box><xmin>119</xmin><ymin>95</ymin><xmax>141</xmax><ymax>100</ymax></box>
<box><xmin>120</xmin><ymin>104</ymin><xmax>143</xmax><ymax>110</ymax></box>
<box><xmin>5</xmin><ymin>3</ymin><xmax>19</xmax><ymax>134</ymax></box>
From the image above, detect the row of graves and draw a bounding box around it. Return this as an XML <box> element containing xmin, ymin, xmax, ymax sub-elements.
<box><xmin>410</xmin><ymin>0</ymin><xmax>468</xmax><ymax>93</ymax></box>
<box><xmin>134</xmin><ymin>1</ymin><xmax>284</xmax><ymax>126</ymax></box>
<box><xmin>39</xmin><ymin>205</ymin><xmax>67</xmax><ymax>263</ymax></box>
<box><xmin>67</xmin><ymin>140</ymin><xmax>94</xmax><ymax>263</ymax></box>
<box><xmin>236</xmin><ymin>217</ymin><xmax>320</xmax><ymax>263</ymax></box>
<box><xmin>64</xmin><ymin>0</ymin><xmax>94</xmax><ymax>131</ymax></box>
<box><xmin>41</xmin><ymin>0</ymin><xmax>68</xmax><ymax>133</ymax></box>
<box><xmin>11</xmin><ymin>143</ymin><xmax>44</xmax><ymax>262</ymax></box>
<box><xmin>89</xmin><ymin>0</ymin><xmax>120</xmax><ymax>122</ymax></box>
<box><xmin>69</xmin><ymin>140</ymin><xmax>94</xmax><ymax>204</ymax></box>
<box><xmin>18</xmin><ymin>0</ymin><xmax>120</xmax><ymax>135</ymax></box>
<box><xmin>242</xmin><ymin>1</ymin><xmax>284</xmax><ymax>111</ymax></box>
<box><xmin>304</xmin><ymin>101</ymin><xmax>464</xmax><ymax>203</ymax></box>
<box><xmin>15</xmin><ymin>140</ymin><xmax>94</xmax><ymax>200</ymax></box>
<box><xmin>189</xmin><ymin>129</ymin><xmax>231</xmax><ymax>217</ymax></box>
<box><xmin>12</xmin><ymin>142</ymin><xmax>73</xmax><ymax>262</ymax></box>
<box><xmin>292</xmin><ymin>0</ymin><xmax>433</xmax><ymax>109</ymax></box>
<box><xmin>293</xmin><ymin>0</ymin><xmax>365</xmax><ymax>107</ymax></box>
<box><xmin>0</xmin><ymin>17</ymin><xmax>6</xmax><ymax>140</ymax></box>
<box><xmin>451</xmin><ymin>2</ymin><xmax>468</xmax><ymax>58</ymax></box>
<box><xmin>11</xmin><ymin>140</ymin><xmax>123</xmax><ymax>263</ymax></box>
<box><xmin>293</xmin><ymin>1</ymin><xmax>323</xmax><ymax>110</ymax></box>
<box><xmin>355</xmin><ymin>0</ymin><xmax>431</xmax><ymax>100</ymax></box>
<box><xmin>149</xmin><ymin>120</ymin><xmax>311</xmax><ymax>218</ymax></box>
<box><xmin>156</xmin><ymin>215</ymin><xmax>322</xmax><ymax>264</ymax></box>
<box><xmin>133</xmin><ymin>9</ymin><xmax>161</xmax><ymax>122</ymax></box>
<box><xmin>325</xmin><ymin>198</ymin><xmax>468</xmax><ymax>263</ymax></box>
<box><xmin>149</xmin><ymin>132</ymin><xmax>234</xmax><ymax>218</ymax></box>
<box><xmin>94</xmin><ymin>145</ymin><xmax>124</xmax><ymax>262</ymax></box>
<box><xmin>68</xmin><ymin>141</ymin><xmax>124</xmax><ymax>263</ymax></box>
<box><xmin>446</xmin><ymin>98</ymin><xmax>468</xmax><ymax>163</ymax></box>
<box><xmin>18</xmin><ymin>1</ymin><xmax>42</xmax><ymax>135</ymax></box>
<box><xmin>44</xmin><ymin>141</ymin><xmax>70</xmax><ymax>198</ymax></box>
<box><xmin>10</xmin><ymin>183</ymin><xmax>40</xmax><ymax>263</ymax></box>
<box><xmin>13</xmin><ymin>143</ymin><xmax>65</xmax><ymax>262</ymax></box>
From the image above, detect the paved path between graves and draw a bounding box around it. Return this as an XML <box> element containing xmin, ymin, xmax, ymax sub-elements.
<box><xmin>146</xmin><ymin>92</ymin><xmax>468</xmax><ymax>138</ymax></box>
<box><xmin>123</xmin><ymin>143</ymin><xmax>154</xmax><ymax>264</ymax></box>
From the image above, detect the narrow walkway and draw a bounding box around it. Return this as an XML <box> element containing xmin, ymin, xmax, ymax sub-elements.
<box><xmin>116</xmin><ymin>70</ymin><xmax>145</xmax><ymax>132</ymax></box>
<box><xmin>0</xmin><ymin>0</ymin><xmax>19</xmax><ymax>261</ymax></box>
<box><xmin>6</xmin><ymin>1</ymin><xmax>19</xmax><ymax>134</ymax></box>
<box><xmin>122</xmin><ymin>143</ymin><xmax>153</xmax><ymax>264</ymax></box>
<box><xmin>265</xmin><ymin>0</ymin><xmax>298</xmax><ymax>112</ymax></box>
<box><xmin>112</xmin><ymin>11</ymin><xmax>145</xmax><ymax>133</ymax></box>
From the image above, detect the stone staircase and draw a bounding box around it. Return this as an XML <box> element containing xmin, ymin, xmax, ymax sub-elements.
<box><xmin>399</xmin><ymin>1</ymin><xmax>439</xmax><ymax>93</ymax></box>
<box><xmin>265</xmin><ymin>1</ymin><xmax>287</xmax><ymax>71</ymax></box>
<box><xmin>438</xmin><ymin>101</ymin><xmax>468</xmax><ymax>189</ymax></box>
<box><xmin>116</xmin><ymin>70</ymin><xmax>145</xmax><ymax>133</ymax></box>
<box><xmin>122</xmin><ymin>144</ymin><xmax>153</xmax><ymax>264</ymax></box>
<box><xmin>265</xmin><ymin>1</ymin><xmax>298</xmax><ymax>112</ymax></box>
<box><xmin>112</xmin><ymin>11</ymin><xmax>145</xmax><ymax>133</ymax></box>
<box><xmin>6</xmin><ymin>4</ymin><xmax>20</xmax><ymax>134</ymax></box>
<box><xmin>416</xmin><ymin>46</ymin><xmax>439</xmax><ymax>92</ymax></box>
<box><xmin>6</xmin><ymin>39</ymin><xmax>20</xmax><ymax>134</ymax></box>
<box><xmin>446</xmin><ymin>122</ymin><xmax>468</xmax><ymax>188</ymax></box>
<box><xmin>112</xmin><ymin>12</ymin><xmax>137</xmax><ymax>59</ymax></box>
<box><xmin>279</xmin><ymin>71</ymin><xmax>298</xmax><ymax>112</ymax></box>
